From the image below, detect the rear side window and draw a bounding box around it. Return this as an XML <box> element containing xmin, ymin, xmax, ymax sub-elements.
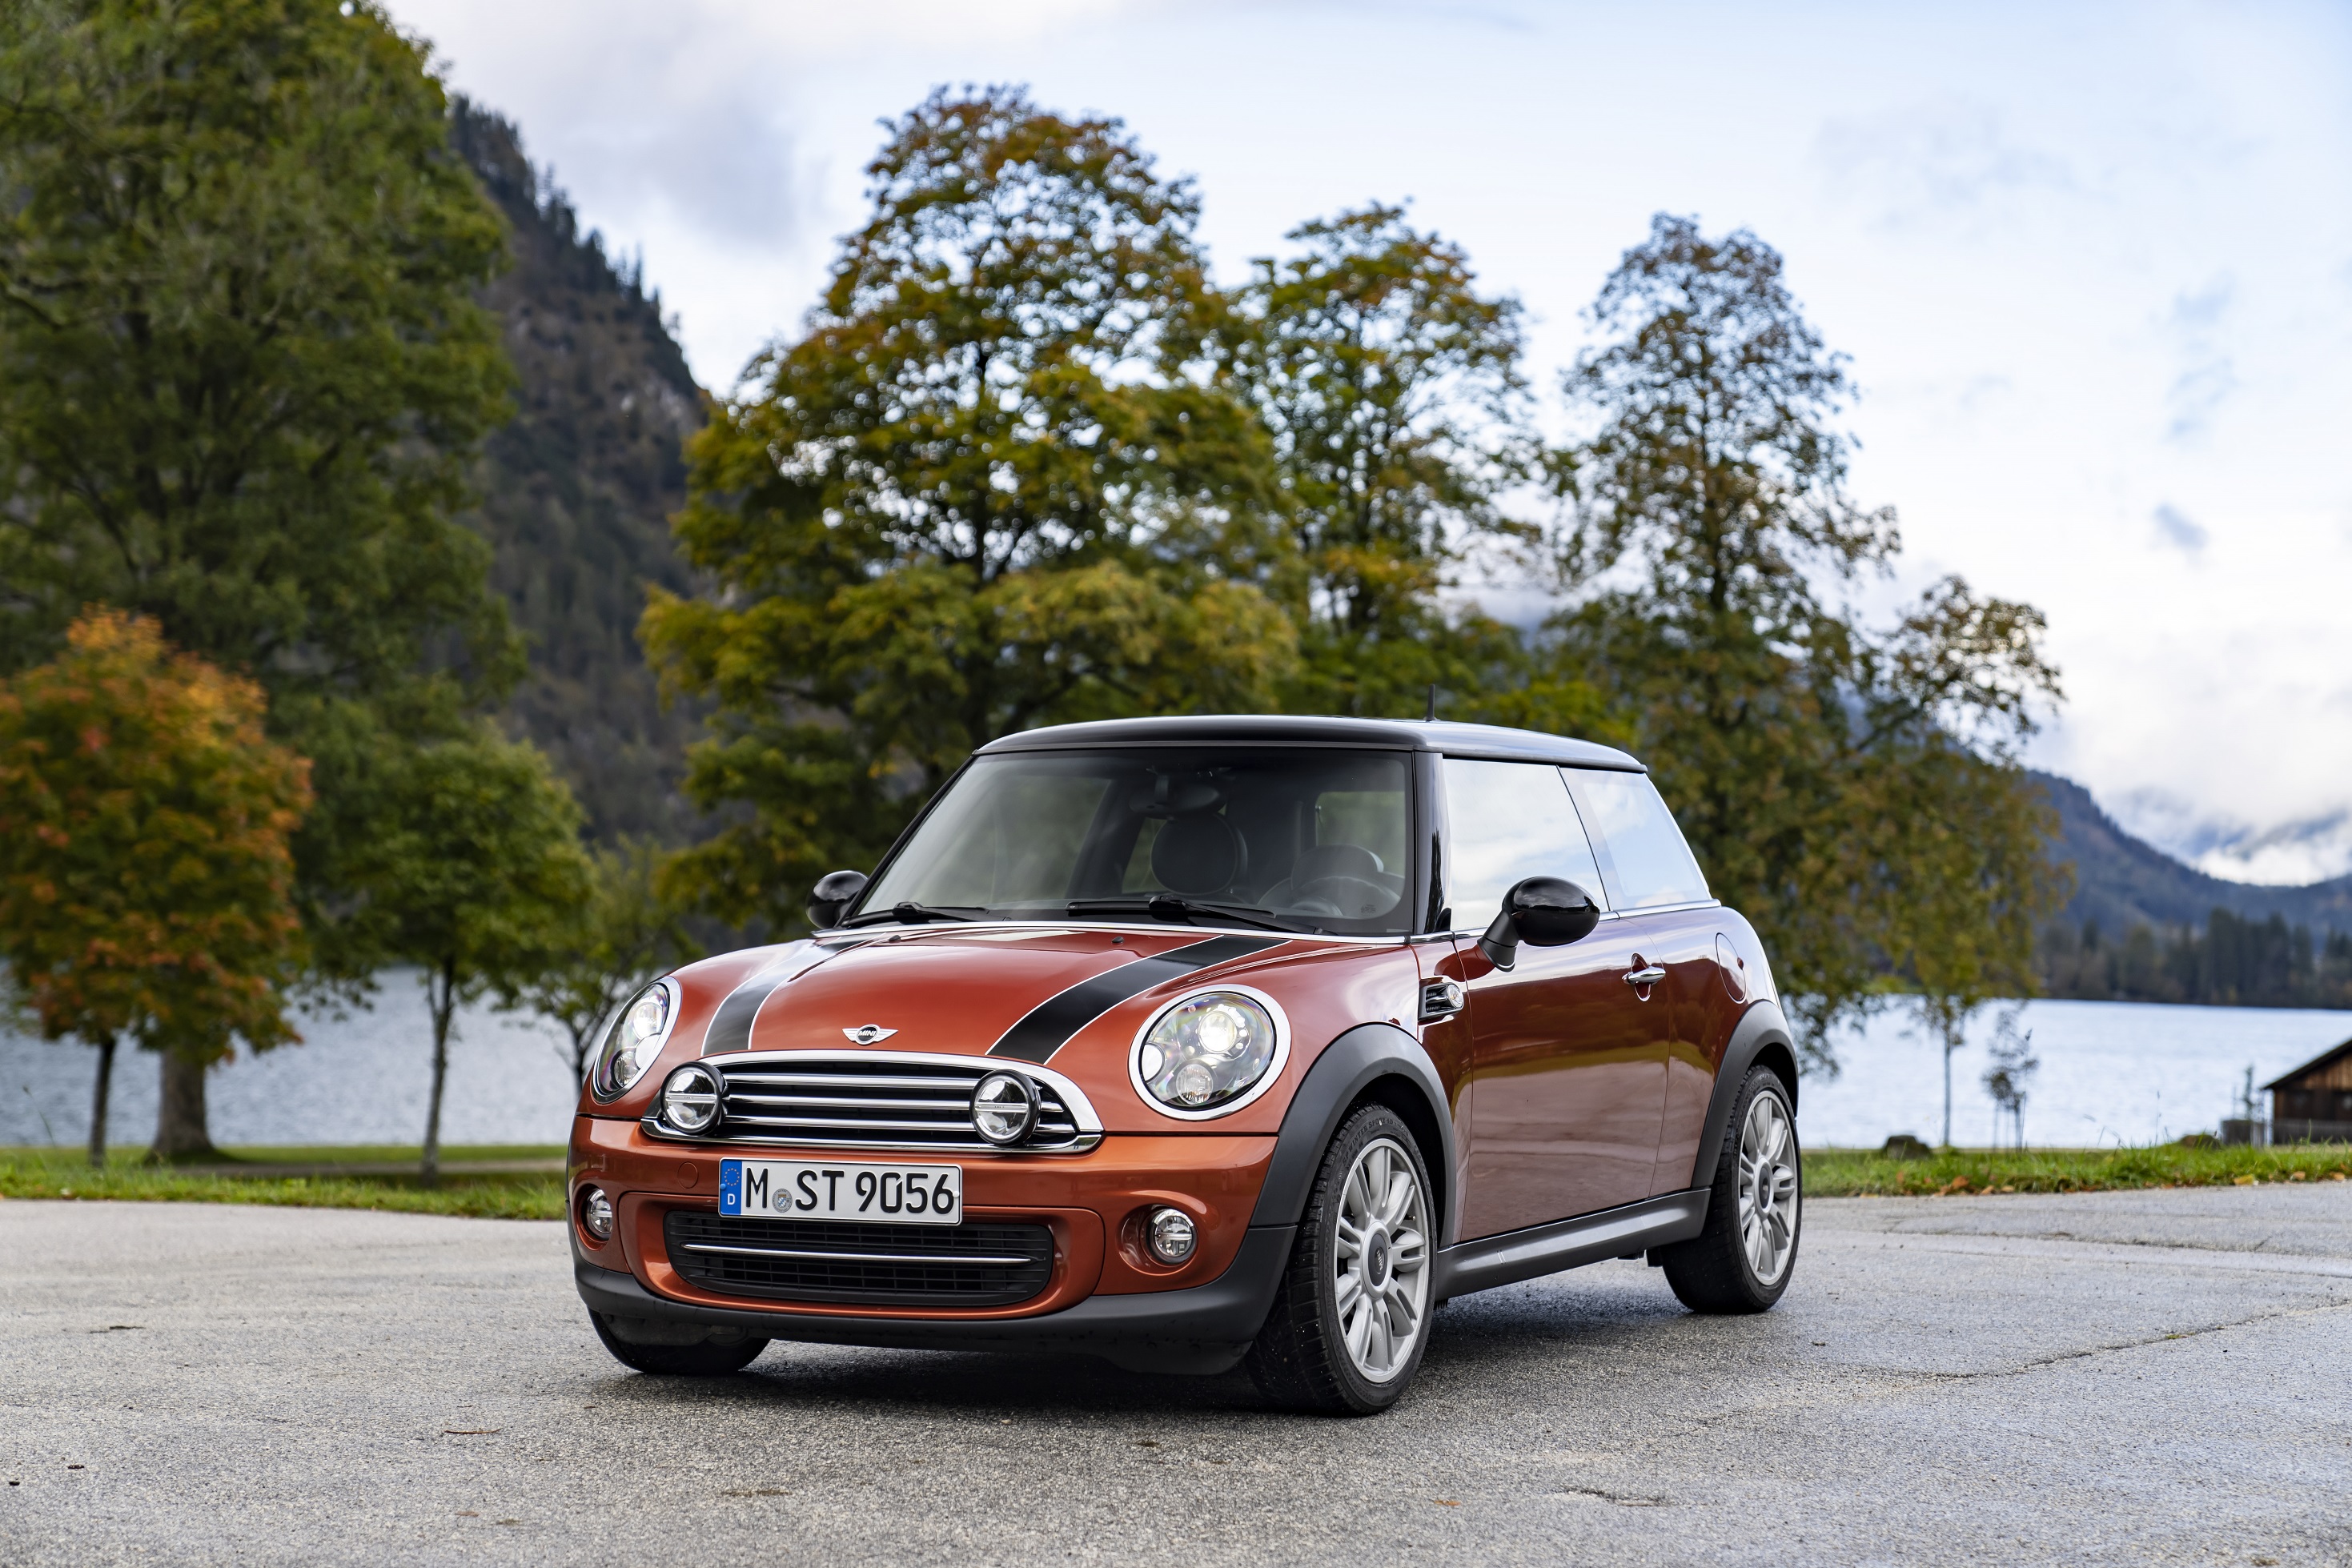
<box><xmin>1440</xmin><ymin>758</ymin><xmax>1608</xmax><ymax>926</ymax></box>
<box><xmin>1565</xmin><ymin>769</ymin><xmax>1710</xmax><ymax>910</ymax></box>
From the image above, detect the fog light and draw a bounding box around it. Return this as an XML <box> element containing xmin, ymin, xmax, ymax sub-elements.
<box><xmin>1146</xmin><ymin>1206</ymin><xmax>1197</xmax><ymax>1265</ymax></box>
<box><xmin>971</xmin><ymin>1070</ymin><xmax>1038</xmax><ymax>1147</ymax></box>
<box><xmin>660</xmin><ymin>1064</ymin><xmax>720</xmax><ymax>1133</ymax></box>
<box><xmin>580</xmin><ymin>1185</ymin><xmax>614</xmax><ymax>1241</ymax></box>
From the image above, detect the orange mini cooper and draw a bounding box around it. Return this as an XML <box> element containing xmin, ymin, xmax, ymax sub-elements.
<box><xmin>571</xmin><ymin>716</ymin><xmax>1800</xmax><ymax>1414</ymax></box>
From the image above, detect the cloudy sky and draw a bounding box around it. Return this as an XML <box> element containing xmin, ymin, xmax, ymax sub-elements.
<box><xmin>387</xmin><ymin>0</ymin><xmax>2352</xmax><ymax>886</ymax></box>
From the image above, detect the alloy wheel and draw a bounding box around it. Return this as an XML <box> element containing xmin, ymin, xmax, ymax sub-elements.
<box><xmin>1332</xmin><ymin>1134</ymin><xmax>1431</xmax><ymax>1382</ymax></box>
<box><xmin>1737</xmin><ymin>1089</ymin><xmax>1800</xmax><ymax>1285</ymax></box>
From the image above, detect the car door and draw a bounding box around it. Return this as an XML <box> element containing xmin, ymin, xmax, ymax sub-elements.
<box><xmin>1443</xmin><ymin>759</ymin><xmax>1668</xmax><ymax>1239</ymax></box>
<box><xmin>1561</xmin><ymin>768</ymin><xmax>1727</xmax><ymax>1197</ymax></box>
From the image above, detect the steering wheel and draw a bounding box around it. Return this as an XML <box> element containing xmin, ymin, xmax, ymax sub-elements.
<box><xmin>1293</xmin><ymin>875</ymin><xmax>1394</xmax><ymax>920</ymax></box>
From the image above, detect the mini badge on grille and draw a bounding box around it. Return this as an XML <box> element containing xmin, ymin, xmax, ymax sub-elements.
<box><xmin>842</xmin><ymin>1024</ymin><xmax>897</xmax><ymax>1045</ymax></box>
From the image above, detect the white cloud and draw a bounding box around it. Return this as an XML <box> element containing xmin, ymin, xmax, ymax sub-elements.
<box><xmin>2151</xmin><ymin>503</ymin><xmax>2208</xmax><ymax>553</ymax></box>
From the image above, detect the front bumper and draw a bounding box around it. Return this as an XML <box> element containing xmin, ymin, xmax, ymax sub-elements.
<box><xmin>568</xmin><ymin>1115</ymin><xmax>1290</xmax><ymax>1374</ymax></box>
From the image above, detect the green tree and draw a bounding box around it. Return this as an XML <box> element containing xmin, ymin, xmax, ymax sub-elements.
<box><xmin>0</xmin><ymin>610</ymin><xmax>310</xmax><ymax>1164</ymax></box>
<box><xmin>1551</xmin><ymin>215</ymin><xmax>2067</xmax><ymax>1067</ymax></box>
<box><xmin>520</xmin><ymin>838</ymin><xmax>701</xmax><ymax>1082</ymax></box>
<box><xmin>1231</xmin><ymin>204</ymin><xmax>1546</xmax><ymax>718</ymax></box>
<box><xmin>335</xmin><ymin>728</ymin><xmax>591</xmax><ymax>1181</ymax></box>
<box><xmin>0</xmin><ymin>0</ymin><xmax>523</xmax><ymax>944</ymax></box>
<box><xmin>644</xmin><ymin>86</ymin><xmax>1294</xmax><ymax>930</ymax></box>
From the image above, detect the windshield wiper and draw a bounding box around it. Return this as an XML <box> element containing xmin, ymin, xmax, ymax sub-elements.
<box><xmin>1065</xmin><ymin>896</ymin><xmax>1308</xmax><ymax>934</ymax></box>
<box><xmin>843</xmin><ymin>901</ymin><xmax>985</xmax><ymax>928</ymax></box>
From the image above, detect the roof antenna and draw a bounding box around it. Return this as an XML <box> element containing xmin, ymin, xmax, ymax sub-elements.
<box><xmin>1425</xmin><ymin>684</ymin><xmax>1438</xmax><ymax>722</ymax></box>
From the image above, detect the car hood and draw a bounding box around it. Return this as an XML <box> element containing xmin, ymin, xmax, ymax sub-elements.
<box><xmin>697</xmin><ymin>925</ymin><xmax>1300</xmax><ymax>1063</ymax></box>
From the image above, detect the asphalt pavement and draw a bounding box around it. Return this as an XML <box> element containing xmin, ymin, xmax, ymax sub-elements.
<box><xmin>3</xmin><ymin>1185</ymin><xmax>2350</xmax><ymax>1566</ymax></box>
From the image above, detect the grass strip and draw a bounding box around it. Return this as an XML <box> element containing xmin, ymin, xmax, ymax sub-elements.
<box><xmin>0</xmin><ymin>1145</ymin><xmax>566</xmax><ymax>1219</ymax></box>
<box><xmin>1806</xmin><ymin>1143</ymin><xmax>2352</xmax><ymax>1197</ymax></box>
<box><xmin>8</xmin><ymin>1142</ymin><xmax>2350</xmax><ymax>1217</ymax></box>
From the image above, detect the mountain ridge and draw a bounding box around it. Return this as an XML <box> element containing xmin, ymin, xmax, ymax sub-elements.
<box><xmin>2035</xmin><ymin>769</ymin><xmax>2352</xmax><ymax>940</ymax></box>
<box><xmin>451</xmin><ymin>100</ymin><xmax>710</xmax><ymax>845</ymax></box>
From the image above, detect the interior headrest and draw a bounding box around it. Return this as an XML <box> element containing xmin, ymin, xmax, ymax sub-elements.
<box><xmin>1151</xmin><ymin>813</ymin><xmax>1246</xmax><ymax>896</ymax></box>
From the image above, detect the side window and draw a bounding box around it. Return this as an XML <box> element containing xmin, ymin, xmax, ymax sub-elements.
<box><xmin>1440</xmin><ymin>758</ymin><xmax>1609</xmax><ymax>926</ymax></box>
<box><xmin>1564</xmin><ymin>769</ymin><xmax>1710</xmax><ymax>910</ymax></box>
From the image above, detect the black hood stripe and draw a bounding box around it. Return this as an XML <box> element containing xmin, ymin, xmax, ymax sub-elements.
<box><xmin>987</xmin><ymin>934</ymin><xmax>1284</xmax><ymax>1065</ymax></box>
<box><xmin>700</xmin><ymin>975</ymin><xmax>788</xmax><ymax>1056</ymax></box>
<box><xmin>700</xmin><ymin>945</ymin><xmax>841</xmax><ymax>1056</ymax></box>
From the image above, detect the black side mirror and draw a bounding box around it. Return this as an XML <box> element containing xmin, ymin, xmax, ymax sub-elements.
<box><xmin>805</xmin><ymin>869</ymin><xmax>869</xmax><ymax>930</ymax></box>
<box><xmin>1478</xmin><ymin>876</ymin><xmax>1600</xmax><ymax>971</ymax></box>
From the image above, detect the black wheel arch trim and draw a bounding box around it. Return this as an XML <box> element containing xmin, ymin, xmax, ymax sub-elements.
<box><xmin>1688</xmin><ymin>999</ymin><xmax>1800</xmax><ymax>1190</ymax></box>
<box><xmin>1246</xmin><ymin>1022</ymin><xmax>1459</xmax><ymax>1246</ymax></box>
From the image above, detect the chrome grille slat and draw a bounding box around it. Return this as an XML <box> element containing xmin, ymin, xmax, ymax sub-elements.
<box><xmin>725</xmin><ymin>1072</ymin><xmax>977</xmax><ymax>1090</ymax></box>
<box><xmin>724</xmin><ymin>1114</ymin><xmax>977</xmax><ymax>1133</ymax></box>
<box><xmin>643</xmin><ymin>1051</ymin><xmax>1103</xmax><ymax>1153</ymax></box>
<box><xmin>724</xmin><ymin>1093</ymin><xmax>977</xmax><ymax>1111</ymax></box>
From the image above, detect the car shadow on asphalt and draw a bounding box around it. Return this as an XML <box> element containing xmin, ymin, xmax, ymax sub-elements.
<box><xmin>581</xmin><ymin>1265</ymin><xmax>1707</xmax><ymax>1421</ymax></box>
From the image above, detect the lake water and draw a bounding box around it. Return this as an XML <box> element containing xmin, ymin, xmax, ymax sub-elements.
<box><xmin>3</xmin><ymin>981</ymin><xmax>2346</xmax><ymax>1152</ymax></box>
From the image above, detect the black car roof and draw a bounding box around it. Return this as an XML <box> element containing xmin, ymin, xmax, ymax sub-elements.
<box><xmin>974</xmin><ymin>715</ymin><xmax>1645</xmax><ymax>772</ymax></box>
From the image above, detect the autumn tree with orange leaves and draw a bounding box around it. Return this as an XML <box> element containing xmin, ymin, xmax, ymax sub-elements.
<box><xmin>0</xmin><ymin>610</ymin><xmax>311</xmax><ymax>1164</ymax></box>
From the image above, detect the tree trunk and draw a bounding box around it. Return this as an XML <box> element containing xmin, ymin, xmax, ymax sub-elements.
<box><xmin>151</xmin><ymin>1049</ymin><xmax>220</xmax><ymax>1163</ymax></box>
<box><xmin>87</xmin><ymin>1035</ymin><xmax>117</xmax><ymax>1169</ymax></box>
<box><xmin>1941</xmin><ymin>1043</ymin><xmax>1954</xmax><ymax>1149</ymax></box>
<box><xmin>420</xmin><ymin>961</ymin><xmax>456</xmax><ymax>1187</ymax></box>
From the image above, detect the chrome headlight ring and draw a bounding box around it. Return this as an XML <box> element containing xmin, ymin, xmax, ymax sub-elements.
<box><xmin>1128</xmin><ymin>984</ymin><xmax>1291</xmax><ymax>1121</ymax></box>
<box><xmin>591</xmin><ymin>977</ymin><xmax>681</xmax><ymax>1101</ymax></box>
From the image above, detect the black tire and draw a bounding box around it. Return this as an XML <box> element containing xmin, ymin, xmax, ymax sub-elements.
<box><xmin>1660</xmin><ymin>1065</ymin><xmax>1800</xmax><ymax>1313</ymax></box>
<box><xmin>588</xmin><ymin>1311</ymin><xmax>769</xmax><ymax>1375</ymax></box>
<box><xmin>1246</xmin><ymin>1105</ymin><xmax>1436</xmax><ymax>1416</ymax></box>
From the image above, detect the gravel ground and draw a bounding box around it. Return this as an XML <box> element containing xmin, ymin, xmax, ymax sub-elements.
<box><xmin>3</xmin><ymin>1186</ymin><xmax>2349</xmax><ymax>1566</ymax></box>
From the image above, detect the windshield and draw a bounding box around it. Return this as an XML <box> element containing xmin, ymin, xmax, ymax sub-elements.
<box><xmin>858</xmin><ymin>748</ymin><xmax>1417</xmax><ymax>935</ymax></box>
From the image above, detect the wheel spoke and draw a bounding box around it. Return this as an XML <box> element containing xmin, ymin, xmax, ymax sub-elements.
<box><xmin>1378</xmin><ymin>1173</ymin><xmax>1411</xmax><ymax>1229</ymax></box>
<box><xmin>1336</xmin><ymin>1268</ymin><xmax>1365</xmax><ymax>1313</ymax></box>
<box><xmin>1386</xmin><ymin>1281</ymin><xmax>1420</xmax><ymax>1329</ymax></box>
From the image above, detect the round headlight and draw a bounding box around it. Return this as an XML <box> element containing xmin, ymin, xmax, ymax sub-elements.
<box><xmin>1132</xmin><ymin>989</ymin><xmax>1286</xmax><ymax>1118</ymax></box>
<box><xmin>592</xmin><ymin>980</ymin><xmax>676</xmax><ymax>1099</ymax></box>
<box><xmin>660</xmin><ymin>1064</ymin><xmax>720</xmax><ymax>1133</ymax></box>
<box><xmin>579</xmin><ymin>1185</ymin><xmax>614</xmax><ymax>1241</ymax></box>
<box><xmin>971</xmin><ymin>1071</ymin><xmax>1038</xmax><ymax>1147</ymax></box>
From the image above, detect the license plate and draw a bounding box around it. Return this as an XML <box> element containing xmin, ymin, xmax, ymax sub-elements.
<box><xmin>718</xmin><ymin>1158</ymin><xmax>963</xmax><ymax>1225</ymax></box>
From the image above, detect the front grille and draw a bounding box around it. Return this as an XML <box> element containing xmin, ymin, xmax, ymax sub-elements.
<box><xmin>668</xmin><ymin>1053</ymin><xmax>1098</xmax><ymax>1153</ymax></box>
<box><xmin>664</xmin><ymin>1212</ymin><xmax>1055</xmax><ymax>1306</ymax></box>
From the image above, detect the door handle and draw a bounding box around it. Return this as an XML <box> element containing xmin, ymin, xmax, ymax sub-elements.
<box><xmin>1624</xmin><ymin>964</ymin><xmax>1667</xmax><ymax>987</ymax></box>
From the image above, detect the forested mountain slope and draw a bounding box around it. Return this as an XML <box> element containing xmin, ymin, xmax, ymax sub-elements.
<box><xmin>451</xmin><ymin>101</ymin><xmax>708</xmax><ymax>844</ymax></box>
<box><xmin>2036</xmin><ymin>771</ymin><xmax>2352</xmax><ymax>940</ymax></box>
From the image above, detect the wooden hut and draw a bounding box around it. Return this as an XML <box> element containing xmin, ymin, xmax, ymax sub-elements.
<box><xmin>2265</xmin><ymin>1039</ymin><xmax>2352</xmax><ymax>1144</ymax></box>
